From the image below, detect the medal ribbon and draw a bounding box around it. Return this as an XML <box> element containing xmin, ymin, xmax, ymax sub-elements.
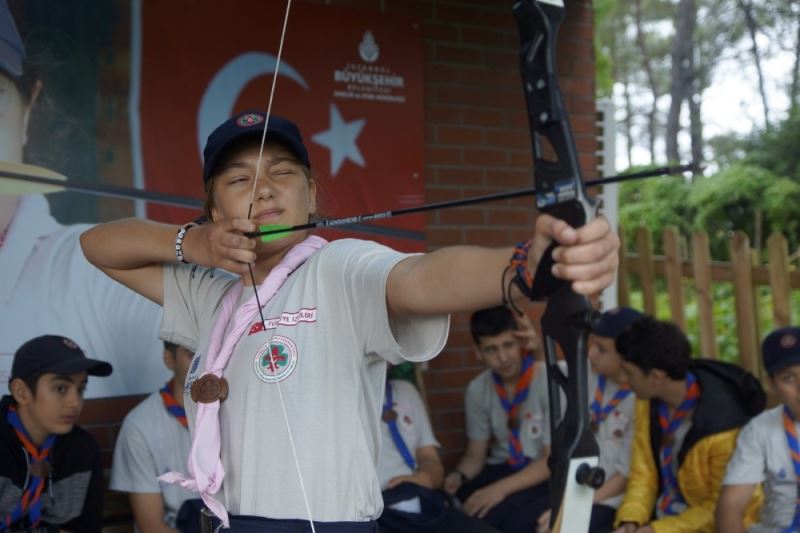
<box><xmin>657</xmin><ymin>371</ymin><xmax>699</xmax><ymax>516</ymax></box>
<box><xmin>160</xmin><ymin>379</ymin><xmax>188</xmax><ymax>429</ymax></box>
<box><xmin>1</xmin><ymin>405</ymin><xmax>56</xmax><ymax>531</ymax></box>
<box><xmin>782</xmin><ymin>405</ymin><xmax>800</xmax><ymax>533</ymax></box>
<box><xmin>492</xmin><ymin>354</ymin><xmax>535</xmax><ymax>470</ymax></box>
<box><xmin>383</xmin><ymin>381</ymin><xmax>416</xmax><ymax>471</ymax></box>
<box><xmin>590</xmin><ymin>375</ymin><xmax>631</xmax><ymax>426</ymax></box>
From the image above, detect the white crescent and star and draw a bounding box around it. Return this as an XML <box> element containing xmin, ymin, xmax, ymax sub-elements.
<box><xmin>198</xmin><ymin>54</ymin><xmax>366</xmax><ymax>177</ymax></box>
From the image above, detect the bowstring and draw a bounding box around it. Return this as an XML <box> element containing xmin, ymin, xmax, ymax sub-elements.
<box><xmin>244</xmin><ymin>2</ymin><xmax>316</xmax><ymax>531</ymax></box>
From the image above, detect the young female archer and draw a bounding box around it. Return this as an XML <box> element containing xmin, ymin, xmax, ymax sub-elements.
<box><xmin>80</xmin><ymin>110</ymin><xmax>620</xmax><ymax>532</ymax></box>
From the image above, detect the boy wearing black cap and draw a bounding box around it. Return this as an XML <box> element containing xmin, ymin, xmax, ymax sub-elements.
<box><xmin>0</xmin><ymin>335</ymin><xmax>112</xmax><ymax>532</ymax></box>
<box><xmin>537</xmin><ymin>307</ymin><xmax>641</xmax><ymax>533</ymax></box>
<box><xmin>718</xmin><ymin>326</ymin><xmax>800</xmax><ymax>533</ymax></box>
<box><xmin>612</xmin><ymin>317</ymin><xmax>764</xmax><ymax>533</ymax></box>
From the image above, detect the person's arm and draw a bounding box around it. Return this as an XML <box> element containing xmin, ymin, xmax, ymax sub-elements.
<box><xmin>387</xmin><ymin>445</ymin><xmax>444</xmax><ymax>490</ymax></box>
<box><xmin>80</xmin><ymin>217</ymin><xmax>258</xmax><ymax>305</ymax></box>
<box><xmin>443</xmin><ymin>438</ymin><xmax>489</xmax><ymax>494</ymax></box>
<box><xmin>386</xmin><ymin>215</ymin><xmax>618</xmax><ymax>316</ymax></box>
<box><xmin>129</xmin><ymin>493</ymin><xmax>180</xmax><ymax>533</ymax></box>
<box><xmin>463</xmin><ymin>445</ymin><xmax>551</xmax><ymax>518</ymax></box>
<box><xmin>716</xmin><ymin>484</ymin><xmax>757</xmax><ymax>533</ymax></box>
<box><xmin>594</xmin><ymin>472</ymin><xmax>627</xmax><ymax>503</ymax></box>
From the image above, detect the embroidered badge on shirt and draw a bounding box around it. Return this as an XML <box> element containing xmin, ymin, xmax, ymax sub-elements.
<box><xmin>253</xmin><ymin>335</ymin><xmax>298</xmax><ymax>383</ymax></box>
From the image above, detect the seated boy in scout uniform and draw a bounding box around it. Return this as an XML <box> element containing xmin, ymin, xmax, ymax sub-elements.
<box><xmin>443</xmin><ymin>305</ymin><xmax>554</xmax><ymax>533</ymax></box>
<box><xmin>612</xmin><ymin>316</ymin><xmax>764</xmax><ymax>533</ymax></box>
<box><xmin>111</xmin><ymin>341</ymin><xmax>201</xmax><ymax>532</ymax></box>
<box><xmin>377</xmin><ymin>375</ymin><xmax>498</xmax><ymax>533</ymax></box>
<box><xmin>537</xmin><ymin>307</ymin><xmax>642</xmax><ymax>533</ymax></box>
<box><xmin>0</xmin><ymin>335</ymin><xmax>112</xmax><ymax>532</ymax></box>
<box><xmin>717</xmin><ymin>326</ymin><xmax>800</xmax><ymax>532</ymax></box>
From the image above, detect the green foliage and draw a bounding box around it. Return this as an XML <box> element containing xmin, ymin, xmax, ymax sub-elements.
<box><xmin>618</xmin><ymin>163</ymin><xmax>799</xmax><ymax>260</ymax></box>
<box><xmin>688</xmin><ymin>164</ymin><xmax>779</xmax><ymax>259</ymax></box>
<box><xmin>618</xmin><ymin>170</ymin><xmax>692</xmax><ymax>254</ymax></box>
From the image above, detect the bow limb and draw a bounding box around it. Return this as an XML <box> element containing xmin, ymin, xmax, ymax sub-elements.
<box><xmin>512</xmin><ymin>2</ymin><xmax>603</xmax><ymax>532</ymax></box>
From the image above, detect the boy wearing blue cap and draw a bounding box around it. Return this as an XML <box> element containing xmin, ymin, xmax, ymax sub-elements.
<box><xmin>537</xmin><ymin>307</ymin><xmax>641</xmax><ymax>533</ymax></box>
<box><xmin>718</xmin><ymin>326</ymin><xmax>800</xmax><ymax>533</ymax></box>
<box><xmin>0</xmin><ymin>335</ymin><xmax>112</xmax><ymax>532</ymax></box>
<box><xmin>612</xmin><ymin>317</ymin><xmax>764</xmax><ymax>533</ymax></box>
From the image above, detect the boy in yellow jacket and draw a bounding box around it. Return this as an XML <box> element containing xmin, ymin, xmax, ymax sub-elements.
<box><xmin>612</xmin><ymin>317</ymin><xmax>764</xmax><ymax>533</ymax></box>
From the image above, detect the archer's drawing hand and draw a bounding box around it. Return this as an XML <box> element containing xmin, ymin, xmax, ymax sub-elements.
<box><xmin>184</xmin><ymin>218</ymin><xmax>257</xmax><ymax>275</ymax></box>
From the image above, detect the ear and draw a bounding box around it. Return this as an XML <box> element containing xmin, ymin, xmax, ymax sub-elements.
<box><xmin>649</xmin><ymin>369</ymin><xmax>668</xmax><ymax>385</ymax></box>
<box><xmin>9</xmin><ymin>378</ymin><xmax>33</xmax><ymax>406</ymax></box>
<box><xmin>163</xmin><ymin>350</ymin><xmax>176</xmax><ymax>372</ymax></box>
<box><xmin>307</xmin><ymin>179</ymin><xmax>317</xmax><ymax>215</ymax></box>
<box><xmin>21</xmin><ymin>80</ymin><xmax>43</xmax><ymax>148</ymax></box>
<box><xmin>473</xmin><ymin>347</ymin><xmax>484</xmax><ymax>362</ymax></box>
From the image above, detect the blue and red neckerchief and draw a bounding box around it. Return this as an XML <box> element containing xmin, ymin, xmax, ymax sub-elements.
<box><xmin>590</xmin><ymin>375</ymin><xmax>631</xmax><ymax>428</ymax></box>
<box><xmin>492</xmin><ymin>354</ymin><xmax>535</xmax><ymax>470</ymax></box>
<box><xmin>383</xmin><ymin>381</ymin><xmax>416</xmax><ymax>470</ymax></box>
<box><xmin>2</xmin><ymin>405</ymin><xmax>57</xmax><ymax>531</ymax></box>
<box><xmin>160</xmin><ymin>380</ymin><xmax>188</xmax><ymax>429</ymax></box>
<box><xmin>782</xmin><ymin>405</ymin><xmax>800</xmax><ymax>533</ymax></box>
<box><xmin>657</xmin><ymin>371</ymin><xmax>700</xmax><ymax>516</ymax></box>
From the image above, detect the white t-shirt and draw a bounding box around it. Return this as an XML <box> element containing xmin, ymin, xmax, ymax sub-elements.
<box><xmin>587</xmin><ymin>372</ymin><xmax>635</xmax><ymax>509</ymax></box>
<box><xmin>465</xmin><ymin>361</ymin><xmax>556</xmax><ymax>464</ymax></box>
<box><xmin>0</xmin><ymin>195</ymin><xmax>167</xmax><ymax>397</ymax></box>
<box><xmin>376</xmin><ymin>379</ymin><xmax>439</xmax><ymax>490</ymax></box>
<box><xmin>110</xmin><ymin>391</ymin><xmax>197</xmax><ymax>529</ymax></box>
<box><xmin>723</xmin><ymin>405</ymin><xmax>799</xmax><ymax>532</ymax></box>
<box><xmin>161</xmin><ymin>238</ymin><xmax>450</xmax><ymax>522</ymax></box>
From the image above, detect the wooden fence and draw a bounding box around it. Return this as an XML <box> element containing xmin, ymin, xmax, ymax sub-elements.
<box><xmin>618</xmin><ymin>227</ymin><xmax>800</xmax><ymax>380</ymax></box>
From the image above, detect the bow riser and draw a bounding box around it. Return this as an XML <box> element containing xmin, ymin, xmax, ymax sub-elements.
<box><xmin>513</xmin><ymin>2</ymin><xmax>603</xmax><ymax>531</ymax></box>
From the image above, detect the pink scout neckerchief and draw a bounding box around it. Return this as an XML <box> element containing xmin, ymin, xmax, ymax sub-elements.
<box><xmin>159</xmin><ymin>235</ymin><xmax>327</xmax><ymax>527</ymax></box>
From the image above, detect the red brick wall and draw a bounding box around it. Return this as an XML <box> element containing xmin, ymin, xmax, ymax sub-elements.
<box><xmin>79</xmin><ymin>0</ymin><xmax>598</xmax><ymax>472</ymax></box>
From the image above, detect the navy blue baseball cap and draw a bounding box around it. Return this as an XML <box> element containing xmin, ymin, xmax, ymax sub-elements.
<box><xmin>763</xmin><ymin>327</ymin><xmax>800</xmax><ymax>375</ymax></box>
<box><xmin>202</xmin><ymin>111</ymin><xmax>310</xmax><ymax>182</ymax></box>
<box><xmin>592</xmin><ymin>307</ymin><xmax>644</xmax><ymax>339</ymax></box>
<box><xmin>0</xmin><ymin>0</ymin><xmax>24</xmax><ymax>78</ymax></box>
<box><xmin>11</xmin><ymin>335</ymin><xmax>113</xmax><ymax>382</ymax></box>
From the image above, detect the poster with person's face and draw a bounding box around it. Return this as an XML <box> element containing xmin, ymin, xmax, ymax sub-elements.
<box><xmin>0</xmin><ymin>0</ymin><xmax>425</xmax><ymax>397</ymax></box>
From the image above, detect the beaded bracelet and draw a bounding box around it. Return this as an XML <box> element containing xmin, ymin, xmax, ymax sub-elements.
<box><xmin>175</xmin><ymin>222</ymin><xmax>196</xmax><ymax>264</ymax></box>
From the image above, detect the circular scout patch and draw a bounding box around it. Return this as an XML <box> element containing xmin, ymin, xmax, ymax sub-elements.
<box><xmin>253</xmin><ymin>335</ymin><xmax>298</xmax><ymax>383</ymax></box>
<box><xmin>781</xmin><ymin>333</ymin><xmax>797</xmax><ymax>349</ymax></box>
<box><xmin>237</xmin><ymin>113</ymin><xmax>265</xmax><ymax>127</ymax></box>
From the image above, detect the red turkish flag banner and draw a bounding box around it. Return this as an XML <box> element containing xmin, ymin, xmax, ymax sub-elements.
<box><xmin>136</xmin><ymin>1</ymin><xmax>426</xmax><ymax>251</ymax></box>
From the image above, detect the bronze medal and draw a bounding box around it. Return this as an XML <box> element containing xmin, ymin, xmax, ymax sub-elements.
<box><xmin>661</xmin><ymin>433</ymin><xmax>674</xmax><ymax>447</ymax></box>
<box><xmin>507</xmin><ymin>416</ymin><xmax>520</xmax><ymax>431</ymax></box>
<box><xmin>28</xmin><ymin>461</ymin><xmax>50</xmax><ymax>479</ymax></box>
<box><xmin>590</xmin><ymin>420</ymin><xmax>599</xmax><ymax>433</ymax></box>
<box><xmin>613</xmin><ymin>428</ymin><xmax>624</xmax><ymax>439</ymax></box>
<box><xmin>190</xmin><ymin>374</ymin><xmax>229</xmax><ymax>404</ymax></box>
<box><xmin>383</xmin><ymin>409</ymin><xmax>398</xmax><ymax>423</ymax></box>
